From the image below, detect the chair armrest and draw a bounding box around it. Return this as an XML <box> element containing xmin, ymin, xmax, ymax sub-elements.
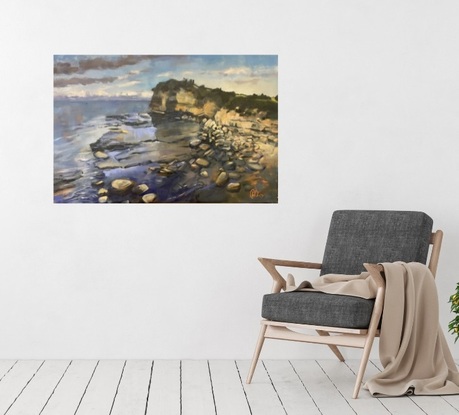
<box><xmin>258</xmin><ymin>257</ymin><xmax>322</xmax><ymax>293</ymax></box>
<box><xmin>259</xmin><ymin>257</ymin><xmax>322</xmax><ymax>269</ymax></box>
<box><xmin>363</xmin><ymin>263</ymin><xmax>385</xmax><ymax>290</ymax></box>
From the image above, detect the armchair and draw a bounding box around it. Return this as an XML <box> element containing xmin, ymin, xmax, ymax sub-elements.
<box><xmin>246</xmin><ymin>210</ymin><xmax>443</xmax><ymax>398</ymax></box>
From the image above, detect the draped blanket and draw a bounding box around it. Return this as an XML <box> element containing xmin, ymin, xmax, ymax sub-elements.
<box><xmin>287</xmin><ymin>262</ymin><xmax>459</xmax><ymax>397</ymax></box>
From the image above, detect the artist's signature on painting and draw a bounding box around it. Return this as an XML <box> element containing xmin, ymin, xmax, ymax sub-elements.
<box><xmin>249</xmin><ymin>189</ymin><xmax>264</xmax><ymax>199</ymax></box>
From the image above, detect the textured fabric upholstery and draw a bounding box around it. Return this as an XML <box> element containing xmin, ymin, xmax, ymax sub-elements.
<box><xmin>262</xmin><ymin>291</ymin><xmax>374</xmax><ymax>329</ymax></box>
<box><xmin>320</xmin><ymin>210</ymin><xmax>433</xmax><ymax>276</ymax></box>
<box><xmin>261</xmin><ymin>210</ymin><xmax>433</xmax><ymax>328</ymax></box>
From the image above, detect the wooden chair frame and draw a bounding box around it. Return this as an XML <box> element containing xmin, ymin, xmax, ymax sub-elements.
<box><xmin>246</xmin><ymin>230</ymin><xmax>443</xmax><ymax>398</ymax></box>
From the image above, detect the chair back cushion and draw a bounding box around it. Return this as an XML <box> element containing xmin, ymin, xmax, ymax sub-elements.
<box><xmin>320</xmin><ymin>210</ymin><xmax>433</xmax><ymax>276</ymax></box>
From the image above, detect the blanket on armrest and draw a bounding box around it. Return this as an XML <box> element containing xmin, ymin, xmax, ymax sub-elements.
<box><xmin>286</xmin><ymin>261</ymin><xmax>459</xmax><ymax>396</ymax></box>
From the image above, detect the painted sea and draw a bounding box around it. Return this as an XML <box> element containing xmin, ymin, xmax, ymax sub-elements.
<box><xmin>55</xmin><ymin>99</ymin><xmax>151</xmax><ymax>203</ymax></box>
<box><xmin>54</xmin><ymin>99</ymin><xmax>278</xmax><ymax>203</ymax></box>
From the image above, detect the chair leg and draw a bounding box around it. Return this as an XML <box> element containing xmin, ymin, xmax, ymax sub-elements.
<box><xmin>352</xmin><ymin>333</ymin><xmax>377</xmax><ymax>399</ymax></box>
<box><xmin>316</xmin><ymin>330</ymin><xmax>345</xmax><ymax>362</ymax></box>
<box><xmin>246</xmin><ymin>324</ymin><xmax>267</xmax><ymax>384</ymax></box>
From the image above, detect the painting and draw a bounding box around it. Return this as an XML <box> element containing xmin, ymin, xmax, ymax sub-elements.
<box><xmin>54</xmin><ymin>55</ymin><xmax>278</xmax><ymax>203</ymax></box>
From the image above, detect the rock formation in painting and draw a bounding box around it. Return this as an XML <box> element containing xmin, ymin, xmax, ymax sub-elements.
<box><xmin>149</xmin><ymin>78</ymin><xmax>278</xmax><ymax>120</ymax></box>
<box><xmin>144</xmin><ymin>79</ymin><xmax>278</xmax><ymax>202</ymax></box>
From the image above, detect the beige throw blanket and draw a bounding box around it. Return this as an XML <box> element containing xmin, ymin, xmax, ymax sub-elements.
<box><xmin>285</xmin><ymin>271</ymin><xmax>377</xmax><ymax>299</ymax></box>
<box><xmin>287</xmin><ymin>262</ymin><xmax>459</xmax><ymax>396</ymax></box>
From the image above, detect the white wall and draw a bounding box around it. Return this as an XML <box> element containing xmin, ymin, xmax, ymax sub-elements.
<box><xmin>1</xmin><ymin>0</ymin><xmax>459</xmax><ymax>360</ymax></box>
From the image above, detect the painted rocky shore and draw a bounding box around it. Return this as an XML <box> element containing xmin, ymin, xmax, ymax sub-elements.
<box><xmin>79</xmin><ymin>79</ymin><xmax>277</xmax><ymax>203</ymax></box>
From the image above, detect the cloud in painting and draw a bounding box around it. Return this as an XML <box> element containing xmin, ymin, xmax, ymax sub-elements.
<box><xmin>54</xmin><ymin>55</ymin><xmax>155</xmax><ymax>75</ymax></box>
<box><xmin>222</xmin><ymin>67</ymin><xmax>252</xmax><ymax>76</ymax></box>
<box><xmin>54</xmin><ymin>62</ymin><xmax>80</xmax><ymax>75</ymax></box>
<box><xmin>220</xmin><ymin>66</ymin><xmax>277</xmax><ymax>78</ymax></box>
<box><xmin>54</xmin><ymin>55</ymin><xmax>278</xmax><ymax>98</ymax></box>
<box><xmin>54</xmin><ymin>76</ymin><xmax>118</xmax><ymax>88</ymax></box>
<box><xmin>157</xmin><ymin>71</ymin><xmax>174</xmax><ymax>78</ymax></box>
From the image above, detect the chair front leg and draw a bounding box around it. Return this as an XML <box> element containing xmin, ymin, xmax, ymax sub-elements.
<box><xmin>246</xmin><ymin>323</ymin><xmax>267</xmax><ymax>384</ymax></box>
<box><xmin>352</xmin><ymin>263</ymin><xmax>386</xmax><ymax>398</ymax></box>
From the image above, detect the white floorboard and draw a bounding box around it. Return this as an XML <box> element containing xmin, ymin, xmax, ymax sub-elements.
<box><xmin>181</xmin><ymin>360</ymin><xmax>215</xmax><ymax>415</ymax></box>
<box><xmin>146</xmin><ymin>360</ymin><xmax>180</xmax><ymax>415</ymax></box>
<box><xmin>0</xmin><ymin>361</ymin><xmax>16</xmax><ymax>381</ymax></box>
<box><xmin>291</xmin><ymin>359</ymin><xmax>356</xmax><ymax>415</ymax></box>
<box><xmin>40</xmin><ymin>360</ymin><xmax>98</xmax><ymax>415</ymax></box>
<box><xmin>0</xmin><ymin>360</ymin><xmax>457</xmax><ymax>415</ymax></box>
<box><xmin>75</xmin><ymin>360</ymin><xmax>125</xmax><ymax>415</ymax></box>
<box><xmin>110</xmin><ymin>360</ymin><xmax>152</xmax><ymax>415</ymax></box>
<box><xmin>263</xmin><ymin>359</ymin><xmax>321</xmax><ymax>415</ymax></box>
<box><xmin>7</xmin><ymin>360</ymin><xmax>70</xmax><ymax>415</ymax></box>
<box><xmin>208</xmin><ymin>360</ymin><xmax>251</xmax><ymax>415</ymax></box>
<box><xmin>317</xmin><ymin>359</ymin><xmax>390</xmax><ymax>415</ymax></box>
<box><xmin>236</xmin><ymin>359</ymin><xmax>287</xmax><ymax>415</ymax></box>
<box><xmin>0</xmin><ymin>360</ymin><xmax>43</xmax><ymax>414</ymax></box>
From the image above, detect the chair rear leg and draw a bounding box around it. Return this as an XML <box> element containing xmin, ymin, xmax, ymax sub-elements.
<box><xmin>246</xmin><ymin>324</ymin><xmax>267</xmax><ymax>383</ymax></box>
<box><xmin>316</xmin><ymin>330</ymin><xmax>345</xmax><ymax>361</ymax></box>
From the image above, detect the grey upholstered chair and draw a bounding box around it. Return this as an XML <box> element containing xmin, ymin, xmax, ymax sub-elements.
<box><xmin>246</xmin><ymin>210</ymin><xmax>443</xmax><ymax>398</ymax></box>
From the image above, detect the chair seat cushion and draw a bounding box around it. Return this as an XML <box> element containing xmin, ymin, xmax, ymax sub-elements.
<box><xmin>262</xmin><ymin>291</ymin><xmax>375</xmax><ymax>329</ymax></box>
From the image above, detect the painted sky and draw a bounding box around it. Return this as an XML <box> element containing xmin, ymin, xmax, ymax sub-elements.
<box><xmin>54</xmin><ymin>55</ymin><xmax>278</xmax><ymax>99</ymax></box>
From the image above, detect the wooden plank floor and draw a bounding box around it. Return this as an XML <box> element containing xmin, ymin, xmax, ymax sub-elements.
<box><xmin>0</xmin><ymin>360</ymin><xmax>458</xmax><ymax>415</ymax></box>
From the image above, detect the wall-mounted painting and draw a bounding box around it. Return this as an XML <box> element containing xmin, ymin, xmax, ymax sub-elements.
<box><xmin>54</xmin><ymin>55</ymin><xmax>278</xmax><ymax>203</ymax></box>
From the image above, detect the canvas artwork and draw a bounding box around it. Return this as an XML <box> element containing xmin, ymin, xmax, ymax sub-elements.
<box><xmin>54</xmin><ymin>55</ymin><xmax>278</xmax><ymax>203</ymax></box>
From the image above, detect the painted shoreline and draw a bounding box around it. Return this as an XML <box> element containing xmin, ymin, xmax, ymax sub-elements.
<box><xmin>54</xmin><ymin>109</ymin><xmax>278</xmax><ymax>203</ymax></box>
